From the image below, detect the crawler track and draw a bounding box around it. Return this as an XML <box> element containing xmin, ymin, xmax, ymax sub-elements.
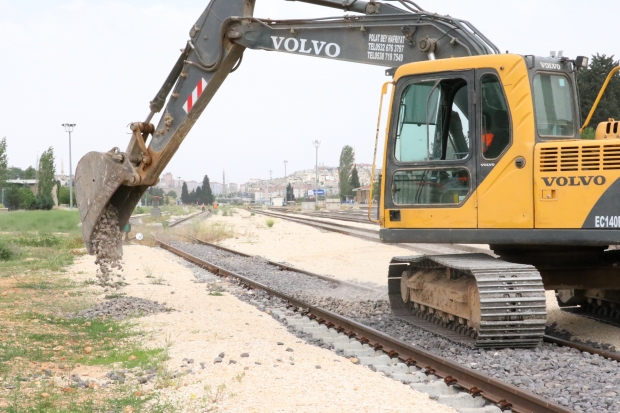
<box><xmin>157</xmin><ymin>237</ymin><xmax>574</xmax><ymax>413</ymax></box>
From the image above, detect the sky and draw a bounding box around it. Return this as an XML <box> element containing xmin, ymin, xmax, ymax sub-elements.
<box><xmin>0</xmin><ymin>0</ymin><xmax>618</xmax><ymax>185</ymax></box>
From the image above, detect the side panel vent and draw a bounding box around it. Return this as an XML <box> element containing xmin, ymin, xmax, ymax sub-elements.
<box><xmin>538</xmin><ymin>142</ymin><xmax>620</xmax><ymax>172</ymax></box>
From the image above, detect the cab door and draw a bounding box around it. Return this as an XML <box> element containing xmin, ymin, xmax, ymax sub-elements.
<box><xmin>383</xmin><ymin>71</ymin><xmax>478</xmax><ymax>229</ymax></box>
<box><xmin>475</xmin><ymin>69</ymin><xmax>534</xmax><ymax>229</ymax></box>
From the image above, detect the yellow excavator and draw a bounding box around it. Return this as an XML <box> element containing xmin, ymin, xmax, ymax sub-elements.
<box><xmin>75</xmin><ymin>0</ymin><xmax>620</xmax><ymax>348</ymax></box>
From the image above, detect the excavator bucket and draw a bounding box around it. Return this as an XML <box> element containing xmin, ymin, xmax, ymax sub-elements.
<box><xmin>75</xmin><ymin>148</ymin><xmax>147</xmax><ymax>254</ymax></box>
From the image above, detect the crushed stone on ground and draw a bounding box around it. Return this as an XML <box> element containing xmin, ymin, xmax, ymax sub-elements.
<box><xmin>75</xmin><ymin>297</ymin><xmax>170</xmax><ymax>320</ymax></box>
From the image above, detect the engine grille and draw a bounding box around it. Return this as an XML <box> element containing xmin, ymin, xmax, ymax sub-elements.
<box><xmin>539</xmin><ymin>143</ymin><xmax>620</xmax><ymax>172</ymax></box>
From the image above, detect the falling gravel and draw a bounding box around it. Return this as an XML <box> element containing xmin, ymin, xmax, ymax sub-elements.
<box><xmin>91</xmin><ymin>205</ymin><xmax>124</xmax><ymax>288</ymax></box>
<box><xmin>76</xmin><ymin>297</ymin><xmax>170</xmax><ymax>320</ymax></box>
<box><xmin>174</xmin><ymin>241</ymin><xmax>620</xmax><ymax>413</ymax></box>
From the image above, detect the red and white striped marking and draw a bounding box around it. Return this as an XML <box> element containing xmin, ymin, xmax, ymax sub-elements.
<box><xmin>182</xmin><ymin>78</ymin><xmax>208</xmax><ymax>113</ymax></box>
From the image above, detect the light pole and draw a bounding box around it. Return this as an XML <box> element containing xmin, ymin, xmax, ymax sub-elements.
<box><xmin>283</xmin><ymin>160</ymin><xmax>288</xmax><ymax>201</ymax></box>
<box><xmin>312</xmin><ymin>140</ymin><xmax>321</xmax><ymax>207</ymax></box>
<box><xmin>269</xmin><ymin>170</ymin><xmax>272</xmax><ymax>204</ymax></box>
<box><xmin>61</xmin><ymin>124</ymin><xmax>76</xmax><ymax>209</ymax></box>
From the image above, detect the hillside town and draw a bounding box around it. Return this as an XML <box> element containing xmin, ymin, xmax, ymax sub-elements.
<box><xmin>155</xmin><ymin>163</ymin><xmax>380</xmax><ymax>204</ymax></box>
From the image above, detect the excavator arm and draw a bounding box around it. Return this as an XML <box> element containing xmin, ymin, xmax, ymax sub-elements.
<box><xmin>75</xmin><ymin>0</ymin><xmax>498</xmax><ymax>253</ymax></box>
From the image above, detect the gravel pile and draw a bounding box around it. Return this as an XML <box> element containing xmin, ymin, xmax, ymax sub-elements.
<box><xmin>76</xmin><ymin>297</ymin><xmax>170</xmax><ymax>320</ymax></box>
<box><xmin>172</xmin><ymin>241</ymin><xmax>620</xmax><ymax>413</ymax></box>
<box><xmin>91</xmin><ymin>205</ymin><xmax>124</xmax><ymax>288</ymax></box>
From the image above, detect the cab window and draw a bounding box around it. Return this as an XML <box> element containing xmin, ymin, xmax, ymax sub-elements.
<box><xmin>394</xmin><ymin>78</ymin><xmax>470</xmax><ymax>162</ymax></box>
<box><xmin>533</xmin><ymin>73</ymin><xmax>574</xmax><ymax>137</ymax></box>
<box><xmin>481</xmin><ymin>74</ymin><xmax>511</xmax><ymax>159</ymax></box>
<box><xmin>392</xmin><ymin>168</ymin><xmax>470</xmax><ymax>206</ymax></box>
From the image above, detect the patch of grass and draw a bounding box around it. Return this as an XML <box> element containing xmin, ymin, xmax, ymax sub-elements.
<box><xmin>0</xmin><ymin>213</ymin><xmax>173</xmax><ymax>412</ymax></box>
<box><xmin>149</xmin><ymin>276</ymin><xmax>167</xmax><ymax>285</ymax></box>
<box><xmin>14</xmin><ymin>233</ymin><xmax>61</xmax><ymax>247</ymax></box>
<box><xmin>0</xmin><ymin>210</ymin><xmax>81</xmax><ymax>235</ymax></box>
<box><xmin>13</xmin><ymin>280</ymin><xmax>54</xmax><ymax>290</ymax></box>
<box><xmin>104</xmin><ymin>293</ymin><xmax>126</xmax><ymax>299</ymax></box>
<box><xmin>265</xmin><ymin>218</ymin><xmax>275</xmax><ymax>228</ymax></box>
<box><xmin>0</xmin><ymin>238</ymin><xmax>16</xmax><ymax>260</ymax></box>
<box><xmin>173</xmin><ymin>220</ymin><xmax>235</xmax><ymax>244</ymax></box>
<box><xmin>89</xmin><ymin>347</ymin><xmax>165</xmax><ymax>370</ymax></box>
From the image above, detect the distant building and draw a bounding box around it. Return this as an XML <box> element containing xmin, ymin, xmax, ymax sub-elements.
<box><xmin>210</xmin><ymin>182</ymin><xmax>223</xmax><ymax>195</ymax></box>
<box><xmin>228</xmin><ymin>183</ymin><xmax>238</xmax><ymax>193</ymax></box>
<box><xmin>353</xmin><ymin>185</ymin><xmax>371</xmax><ymax>204</ymax></box>
<box><xmin>161</xmin><ymin>172</ymin><xmax>174</xmax><ymax>187</ymax></box>
<box><xmin>270</xmin><ymin>196</ymin><xmax>285</xmax><ymax>207</ymax></box>
<box><xmin>186</xmin><ymin>180</ymin><xmax>199</xmax><ymax>191</ymax></box>
<box><xmin>7</xmin><ymin>179</ymin><xmax>38</xmax><ymax>194</ymax></box>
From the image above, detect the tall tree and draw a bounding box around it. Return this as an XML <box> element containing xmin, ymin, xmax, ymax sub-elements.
<box><xmin>286</xmin><ymin>183</ymin><xmax>296</xmax><ymax>202</ymax></box>
<box><xmin>577</xmin><ymin>54</ymin><xmax>620</xmax><ymax>129</ymax></box>
<box><xmin>338</xmin><ymin>145</ymin><xmax>355</xmax><ymax>201</ymax></box>
<box><xmin>7</xmin><ymin>167</ymin><xmax>24</xmax><ymax>180</ymax></box>
<box><xmin>181</xmin><ymin>182</ymin><xmax>189</xmax><ymax>204</ymax></box>
<box><xmin>0</xmin><ymin>138</ymin><xmax>7</xmax><ymax>189</ymax></box>
<box><xmin>350</xmin><ymin>165</ymin><xmax>361</xmax><ymax>190</ymax></box>
<box><xmin>188</xmin><ymin>189</ymin><xmax>197</xmax><ymax>204</ymax></box>
<box><xmin>196</xmin><ymin>186</ymin><xmax>203</xmax><ymax>204</ymax></box>
<box><xmin>24</xmin><ymin>166</ymin><xmax>36</xmax><ymax>179</ymax></box>
<box><xmin>202</xmin><ymin>175</ymin><xmax>214</xmax><ymax>204</ymax></box>
<box><xmin>37</xmin><ymin>147</ymin><xmax>55</xmax><ymax>210</ymax></box>
<box><xmin>4</xmin><ymin>186</ymin><xmax>21</xmax><ymax>210</ymax></box>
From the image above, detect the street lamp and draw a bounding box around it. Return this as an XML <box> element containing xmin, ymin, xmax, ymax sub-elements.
<box><xmin>61</xmin><ymin>124</ymin><xmax>76</xmax><ymax>209</ymax></box>
<box><xmin>269</xmin><ymin>170</ymin><xmax>272</xmax><ymax>204</ymax></box>
<box><xmin>312</xmin><ymin>140</ymin><xmax>321</xmax><ymax>207</ymax></box>
<box><xmin>283</xmin><ymin>160</ymin><xmax>288</xmax><ymax>201</ymax></box>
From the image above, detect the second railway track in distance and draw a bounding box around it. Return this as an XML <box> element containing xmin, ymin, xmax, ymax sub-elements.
<box><xmin>252</xmin><ymin>209</ymin><xmax>493</xmax><ymax>256</ymax></box>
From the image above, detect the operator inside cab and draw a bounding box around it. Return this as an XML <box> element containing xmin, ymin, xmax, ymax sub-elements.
<box><xmin>481</xmin><ymin>76</ymin><xmax>510</xmax><ymax>159</ymax></box>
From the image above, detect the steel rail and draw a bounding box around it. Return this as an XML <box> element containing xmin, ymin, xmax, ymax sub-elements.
<box><xmin>253</xmin><ymin>209</ymin><xmax>493</xmax><ymax>255</ymax></box>
<box><xmin>188</xmin><ymin>236</ymin><xmax>377</xmax><ymax>292</ymax></box>
<box><xmin>157</xmin><ymin>238</ymin><xmax>574</xmax><ymax>413</ymax></box>
<box><xmin>168</xmin><ymin>210</ymin><xmax>211</xmax><ymax>227</ymax></box>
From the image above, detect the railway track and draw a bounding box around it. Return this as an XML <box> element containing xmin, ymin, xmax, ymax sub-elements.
<box><xmin>253</xmin><ymin>209</ymin><xmax>493</xmax><ymax>256</ymax></box>
<box><xmin>168</xmin><ymin>210</ymin><xmax>211</xmax><ymax>227</ymax></box>
<box><xmin>157</xmin><ymin>236</ymin><xmax>577</xmax><ymax>413</ymax></box>
<box><xmin>175</xmin><ymin>235</ymin><xmax>620</xmax><ymax>362</ymax></box>
<box><xmin>255</xmin><ymin>209</ymin><xmax>620</xmax><ymax>337</ymax></box>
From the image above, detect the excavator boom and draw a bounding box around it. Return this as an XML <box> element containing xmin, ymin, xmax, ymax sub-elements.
<box><xmin>75</xmin><ymin>0</ymin><xmax>497</xmax><ymax>253</ymax></box>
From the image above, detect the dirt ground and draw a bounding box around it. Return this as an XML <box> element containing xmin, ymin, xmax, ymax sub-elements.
<box><xmin>68</xmin><ymin>245</ymin><xmax>455</xmax><ymax>413</ymax></box>
<box><xmin>211</xmin><ymin>209</ymin><xmax>414</xmax><ymax>287</ymax></box>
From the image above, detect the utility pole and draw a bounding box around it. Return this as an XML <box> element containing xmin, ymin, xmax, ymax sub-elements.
<box><xmin>312</xmin><ymin>140</ymin><xmax>321</xmax><ymax>208</ymax></box>
<box><xmin>61</xmin><ymin>124</ymin><xmax>76</xmax><ymax>209</ymax></box>
<box><xmin>283</xmin><ymin>160</ymin><xmax>288</xmax><ymax>201</ymax></box>
<box><xmin>269</xmin><ymin>170</ymin><xmax>272</xmax><ymax>204</ymax></box>
<box><xmin>222</xmin><ymin>169</ymin><xmax>226</xmax><ymax>197</ymax></box>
